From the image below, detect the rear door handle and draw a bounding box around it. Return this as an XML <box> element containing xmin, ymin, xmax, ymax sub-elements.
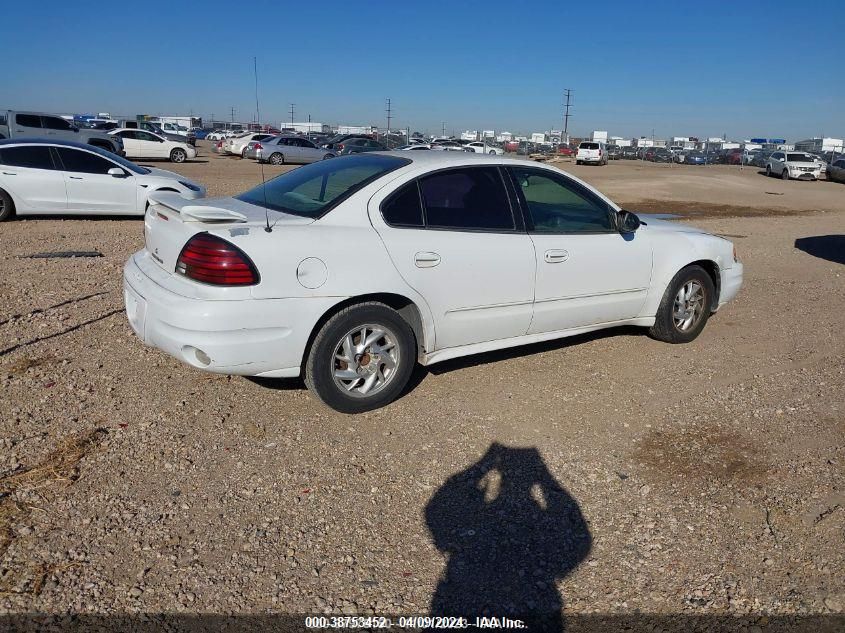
<box><xmin>2</xmin><ymin>171</ymin><xmax>16</xmax><ymax>176</ymax></box>
<box><xmin>69</xmin><ymin>176</ymin><xmax>83</xmax><ymax>180</ymax></box>
<box><xmin>544</xmin><ymin>249</ymin><xmax>570</xmax><ymax>263</ymax></box>
<box><xmin>414</xmin><ymin>251</ymin><xmax>441</xmax><ymax>268</ymax></box>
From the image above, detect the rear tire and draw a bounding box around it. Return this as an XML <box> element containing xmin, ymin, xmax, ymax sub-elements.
<box><xmin>305</xmin><ymin>302</ymin><xmax>416</xmax><ymax>413</ymax></box>
<box><xmin>0</xmin><ymin>189</ymin><xmax>15</xmax><ymax>221</ymax></box>
<box><xmin>576</xmin><ymin>160</ymin><xmax>582</xmax><ymax>165</ymax></box>
<box><xmin>269</xmin><ymin>152</ymin><xmax>284</xmax><ymax>165</ymax></box>
<box><xmin>170</xmin><ymin>148</ymin><xmax>187</xmax><ymax>163</ymax></box>
<box><xmin>649</xmin><ymin>265</ymin><xmax>715</xmax><ymax>344</ymax></box>
<box><xmin>766</xmin><ymin>165</ymin><xmax>772</xmax><ymax>177</ymax></box>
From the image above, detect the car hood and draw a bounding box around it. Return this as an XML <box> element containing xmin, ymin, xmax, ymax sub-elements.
<box><xmin>637</xmin><ymin>216</ymin><xmax>711</xmax><ymax>236</ymax></box>
<box><xmin>141</xmin><ymin>167</ymin><xmax>189</xmax><ymax>181</ymax></box>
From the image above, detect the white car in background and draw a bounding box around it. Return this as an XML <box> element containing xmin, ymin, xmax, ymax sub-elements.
<box><xmin>0</xmin><ymin>139</ymin><xmax>205</xmax><ymax>220</ymax></box>
<box><xmin>466</xmin><ymin>141</ymin><xmax>504</xmax><ymax>155</ymax></box>
<box><xmin>765</xmin><ymin>151</ymin><xmax>822</xmax><ymax>180</ymax></box>
<box><xmin>110</xmin><ymin>128</ymin><xmax>196</xmax><ymax>163</ymax></box>
<box><xmin>223</xmin><ymin>132</ymin><xmax>274</xmax><ymax>157</ymax></box>
<box><xmin>206</xmin><ymin>130</ymin><xmax>227</xmax><ymax>141</ymax></box>
<box><xmin>576</xmin><ymin>141</ymin><xmax>607</xmax><ymax>165</ymax></box>
<box><xmin>123</xmin><ymin>152</ymin><xmax>742</xmax><ymax>413</ymax></box>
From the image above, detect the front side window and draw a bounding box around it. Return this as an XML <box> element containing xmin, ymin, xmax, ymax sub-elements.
<box><xmin>0</xmin><ymin>145</ymin><xmax>55</xmax><ymax>169</ymax></box>
<box><xmin>15</xmin><ymin>114</ymin><xmax>42</xmax><ymax>128</ymax></box>
<box><xmin>41</xmin><ymin>116</ymin><xmax>73</xmax><ymax>130</ymax></box>
<box><xmin>56</xmin><ymin>147</ymin><xmax>117</xmax><ymax>174</ymax></box>
<box><xmin>236</xmin><ymin>154</ymin><xmax>409</xmax><ymax>218</ymax></box>
<box><xmin>136</xmin><ymin>131</ymin><xmax>160</xmax><ymax>142</ymax></box>
<box><xmin>419</xmin><ymin>167</ymin><xmax>514</xmax><ymax>231</ymax></box>
<box><xmin>510</xmin><ymin>167</ymin><xmax>612</xmax><ymax>233</ymax></box>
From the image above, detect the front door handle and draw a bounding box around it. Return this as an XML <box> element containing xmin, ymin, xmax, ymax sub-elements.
<box><xmin>69</xmin><ymin>176</ymin><xmax>83</xmax><ymax>180</ymax></box>
<box><xmin>2</xmin><ymin>171</ymin><xmax>16</xmax><ymax>176</ymax></box>
<box><xmin>414</xmin><ymin>251</ymin><xmax>441</xmax><ymax>268</ymax></box>
<box><xmin>544</xmin><ymin>249</ymin><xmax>570</xmax><ymax>263</ymax></box>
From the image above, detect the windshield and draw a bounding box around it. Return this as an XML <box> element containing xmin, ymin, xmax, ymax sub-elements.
<box><xmin>236</xmin><ymin>154</ymin><xmax>409</xmax><ymax>218</ymax></box>
<box><xmin>787</xmin><ymin>153</ymin><xmax>813</xmax><ymax>162</ymax></box>
<box><xmin>87</xmin><ymin>144</ymin><xmax>150</xmax><ymax>174</ymax></box>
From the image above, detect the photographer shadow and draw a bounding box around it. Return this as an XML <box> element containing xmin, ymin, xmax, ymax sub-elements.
<box><xmin>426</xmin><ymin>443</ymin><xmax>592</xmax><ymax>631</ymax></box>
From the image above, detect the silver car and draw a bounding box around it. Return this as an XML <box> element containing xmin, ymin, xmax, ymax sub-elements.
<box><xmin>257</xmin><ymin>136</ymin><xmax>336</xmax><ymax>165</ymax></box>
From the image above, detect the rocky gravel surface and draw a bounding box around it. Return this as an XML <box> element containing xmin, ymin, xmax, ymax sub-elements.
<box><xmin>0</xmin><ymin>148</ymin><xmax>842</xmax><ymax>628</ymax></box>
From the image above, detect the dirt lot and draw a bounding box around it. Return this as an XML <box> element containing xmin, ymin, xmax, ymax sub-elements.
<box><xmin>0</xmin><ymin>144</ymin><xmax>843</xmax><ymax>627</ymax></box>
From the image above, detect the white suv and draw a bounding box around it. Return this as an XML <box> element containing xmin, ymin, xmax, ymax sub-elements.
<box><xmin>576</xmin><ymin>141</ymin><xmax>607</xmax><ymax>165</ymax></box>
<box><xmin>765</xmin><ymin>151</ymin><xmax>822</xmax><ymax>180</ymax></box>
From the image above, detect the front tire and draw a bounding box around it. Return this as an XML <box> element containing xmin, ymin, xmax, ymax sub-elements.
<box><xmin>649</xmin><ymin>265</ymin><xmax>715</xmax><ymax>344</ymax></box>
<box><xmin>0</xmin><ymin>189</ymin><xmax>14</xmax><ymax>221</ymax></box>
<box><xmin>269</xmin><ymin>152</ymin><xmax>284</xmax><ymax>165</ymax></box>
<box><xmin>576</xmin><ymin>160</ymin><xmax>582</xmax><ymax>165</ymax></box>
<box><xmin>322</xmin><ymin>153</ymin><xmax>335</xmax><ymax>160</ymax></box>
<box><xmin>170</xmin><ymin>148</ymin><xmax>187</xmax><ymax>163</ymax></box>
<box><xmin>781</xmin><ymin>169</ymin><xmax>789</xmax><ymax>180</ymax></box>
<box><xmin>305</xmin><ymin>302</ymin><xmax>416</xmax><ymax>413</ymax></box>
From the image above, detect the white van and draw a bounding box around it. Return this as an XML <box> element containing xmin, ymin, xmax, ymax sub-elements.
<box><xmin>576</xmin><ymin>141</ymin><xmax>607</xmax><ymax>165</ymax></box>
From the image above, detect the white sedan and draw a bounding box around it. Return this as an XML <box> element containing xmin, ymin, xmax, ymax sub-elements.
<box><xmin>110</xmin><ymin>128</ymin><xmax>196</xmax><ymax>163</ymax></box>
<box><xmin>123</xmin><ymin>152</ymin><xmax>743</xmax><ymax>413</ymax></box>
<box><xmin>223</xmin><ymin>132</ymin><xmax>274</xmax><ymax>157</ymax></box>
<box><xmin>0</xmin><ymin>139</ymin><xmax>205</xmax><ymax>220</ymax></box>
<box><xmin>466</xmin><ymin>141</ymin><xmax>504</xmax><ymax>155</ymax></box>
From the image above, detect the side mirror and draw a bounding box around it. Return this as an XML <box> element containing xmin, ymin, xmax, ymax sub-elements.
<box><xmin>108</xmin><ymin>167</ymin><xmax>127</xmax><ymax>178</ymax></box>
<box><xmin>617</xmin><ymin>210</ymin><xmax>641</xmax><ymax>233</ymax></box>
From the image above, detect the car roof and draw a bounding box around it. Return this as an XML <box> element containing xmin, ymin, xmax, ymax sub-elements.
<box><xmin>0</xmin><ymin>138</ymin><xmax>102</xmax><ymax>151</ymax></box>
<box><xmin>373</xmin><ymin>150</ymin><xmax>544</xmax><ymax>168</ymax></box>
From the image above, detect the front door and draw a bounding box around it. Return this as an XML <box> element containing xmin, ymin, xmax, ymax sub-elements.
<box><xmin>370</xmin><ymin>166</ymin><xmax>536</xmax><ymax>350</ymax></box>
<box><xmin>55</xmin><ymin>147</ymin><xmax>138</xmax><ymax>214</ymax></box>
<box><xmin>508</xmin><ymin>166</ymin><xmax>652</xmax><ymax>334</ymax></box>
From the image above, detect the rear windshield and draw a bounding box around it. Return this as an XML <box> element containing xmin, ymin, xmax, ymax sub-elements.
<box><xmin>236</xmin><ymin>154</ymin><xmax>409</xmax><ymax>218</ymax></box>
<box><xmin>579</xmin><ymin>142</ymin><xmax>599</xmax><ymax>149</ymax></box>
<box><xmin>787</xmin><ymin>153</ymin><xmax>813</xmax><ymax>162</ymax></box>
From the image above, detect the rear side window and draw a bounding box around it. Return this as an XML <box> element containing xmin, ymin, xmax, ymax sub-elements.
<box><xmin>419</xmin><ymin>167</ymin><xmax>514</xmax><ymax>231</ymax></box>
<box><xmin>56</xmin><ymin>147</ymin><xmax>116</xmax><ymax>174</ymax></box>
<box><xmin>15</xmin><ymin>114</ymin><xmax>42</xmax><ymax>128</ymax></box>
<box><xmin>0</xmin><ymin>145</ymin><xmax>55</xmax><ymax>169</ymax></box>
<box><xmin>381</xmin><ymin>182</ymin><xmax>424</xmax><ymax>227</ymax></box>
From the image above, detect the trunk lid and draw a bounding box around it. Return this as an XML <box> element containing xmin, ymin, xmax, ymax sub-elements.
<box><xmin>143</xmin><ymin>192</ymin><xmax>313</xmax><ymax>275</ymax></box>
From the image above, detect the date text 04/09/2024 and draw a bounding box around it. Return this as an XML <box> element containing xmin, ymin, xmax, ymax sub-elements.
<box><xmin>303</xmin><ymin>615</ymin><xmax>528</xmax><ymax>629</ymax></box>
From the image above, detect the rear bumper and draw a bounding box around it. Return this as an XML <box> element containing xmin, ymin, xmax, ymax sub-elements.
<box><xmin>718</xmin><ymin>262</ymin><xmax>743</xmax><ymax>308</ymax></box>
<box><xmin>123</xmin><ymin>252</ymin><xmax>340</xmax><ymax>378</ymax></box>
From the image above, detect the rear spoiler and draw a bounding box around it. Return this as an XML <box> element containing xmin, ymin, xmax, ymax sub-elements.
<box><xmin>149</xmin><ymin>191</ymin><xmax>247</xmax><ymax>223</ymax></box>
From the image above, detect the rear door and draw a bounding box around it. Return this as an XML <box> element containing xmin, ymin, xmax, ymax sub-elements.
<box><xmin>369</xmin><ymin>166</ymin><xmax>536</xmax><ymax>350</ymax></box>
<box><xmin>296</xmin><ymin>138</ymin><xmax>323</xmax><ymax>163</ymax></box>
<box><xmin>12</xmin><ymin>113</ymin><xmax>43</xmax><ymax>136</ymax></box>
<box><xmin>508</xmin><ymin>165</ymin><xmax>652</xmax><ymax>333</ymax></box>
<box><xmin>55</xmin><ymin>147</ymin><xmax>138</xmax><ymax>214</ymax></box>
<box><xmin>0</xmin><ymin>145</ymin><xmax>67</xmax><ymax>212</ymax></box>
<box><xmin>115</xmin><ymin>130</ymin><xmax>142</xmax><ymax>157</ymax></box>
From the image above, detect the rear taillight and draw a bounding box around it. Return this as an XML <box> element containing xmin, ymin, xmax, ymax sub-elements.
<box><xmin>254</xmin><ymin>142</ymin><xmax>263</xmax><ymax>150</ymax></box>
<box><xmin>337</xmin><ymin>143</ymin><xmax>345</xmax><ymax>151</ymax></box>
<box><xmin>176</xmin><ymin>233</ymin><xmax>259</xmax><ymax>286</ymax></box>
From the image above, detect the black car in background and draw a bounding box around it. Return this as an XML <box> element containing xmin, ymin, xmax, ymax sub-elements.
<box><xmin>621</xmin><ymin>147</ymin><xmax>639</xmax><ymax>159</ymax></box>
<box><xmin>337</xmin><ymin>138</ymin><xmax>387</xmax><ymax>154</ymax></box>
<box><xmin>607</xmin><ymin>145</ymin><xmax>622</xmax><ymax>159</ymax></box>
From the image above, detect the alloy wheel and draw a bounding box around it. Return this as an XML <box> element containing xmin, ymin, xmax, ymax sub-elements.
<box><xmin>672</xmin><ymin>281</ymin><xmax>705</xmax><ymax>331</ymax></box>
<box><xmin>332</xmin><ymin>324</ymin><xmax>400</xmax><ymax>397</ymax></box>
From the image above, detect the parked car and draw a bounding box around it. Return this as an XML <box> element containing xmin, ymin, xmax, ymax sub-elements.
<box><xmin>191</xmin><ymin>128</ymin><xmax>209</xmax><ymax>140</ymax></box>
<box><xmin>556</xmin><ymin>144</ymin><xmax>575</xmax><ymax>156</ymax></box>
<box><xmin>466</xmin><ymin>141</ymin><xmax>504</xmax><ymax>155</ymax></box>
<box><xmin>123</xmin><ymin>152</ymin><xmax>742</xmax><ymax>413</ymax></box>
<box><xmin>576</xmin><ymin>141</ymin><xmax>607</xmax><ymax>165</ymax></box>
<box><xmin>206</xmin><ymin>130</ymin><xmax>227</xmax><ymax>141</ymax></box>
<box><xmin>650</xmin><ymin>148</ymin><xmax>674</xmax><ymax>163</ymax></box>
<box><xmin>109</xmin><ymin>129</ymin><xmax>196</xmax><ymax>163</ymax></box>
<box><xmin>504</xmin><ymin>141</ymin><xmax>520</xmax><ymax>153</ymax></box>
<box><xmin>0</xmin><ymin>139</ymin><xmax>204</xmax><ymax>221</ymax></box>
<box><xmin>255</xmin><ymin>136</ymin><xmax>337</xmax><ymax>164</ymax></box>
<box><xmin>682</xmin><ymin>151</ymin><xmax>708</xmax><ymax>165</ymax></box>
<box><xmin>321</xmin><ymin>134</ymin><xmax>371</xmax><ymax>150</ymax></box>
<box><xmin>396</xmin><ymin>144</ymin><xmax>431</xmax><ymax>150</ymax></box>
<box><xmin>224</xmin><ymin>132</ymin><xmax>274</xmax><ymax>157</ymax></box>
<box><xmin>621</xmin><ymin>147</ymin><xmax>639</xmax><ymax>159</ymax></box>
<box><xmin>827</xmin><ymin>158</ymin><xmax>845</xmax><ymax>183</ymax></box>
<box><xmin>1</xmin><ymin>110</ymin><xmax>123</xmax><ymax>155</ymax></box>
<box><xmin>724</xmin><ymin>149</ymin><xmax>744</xmax><ymax>165</ymax></box>
<box><xmin>119</xmin><ymin>120</ymin><xmax>196</xmax><ymax>146</ymax></box>
<box><xmin>430</xmin><ymin>140</ymin><xmax>470</xmax><ymax>152</ymax></box>
<box><xmin>338</xmin><ymin>138</ymin><xmax>387</xmax><ymax>155</ymax></box>
<box><xmin>765</xmin><ymin>151</ymin><xmax>822</xmax><ymax>180</ymax></box>
<box><xmin>607</xmin><ymin>145</ymin><xmax>622</xmax><ymax>160</ymax></box>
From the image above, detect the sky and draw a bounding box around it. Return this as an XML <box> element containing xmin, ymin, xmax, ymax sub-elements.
<box><xmin>5</xmin><ymin>1</ymin><xmax>844</xmax><ymax>141</ymax></box>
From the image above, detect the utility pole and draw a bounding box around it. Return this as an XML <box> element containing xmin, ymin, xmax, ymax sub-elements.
<box><xmin>563</xmin><ymin>89</ymin><xmax>572</xmax><ymax>144</ymax></box>
<box><xmin>442</xmin><ymin>122</ymin><xmax>446</xmax><ymax>137</ymax></box>
<box><xmin>289</xmin><ymin>103</ymin><xmax>295</xmax><ymax>127</ymax></box>
<box><xmin>385</xmin><ymin>98</ymin><xmax>392</xmax><ymax>136</ymax></box>
<box><xmin>230</xmin><ymin>106</ymin><xmax>235</xmax><ymax>123</ymax></box>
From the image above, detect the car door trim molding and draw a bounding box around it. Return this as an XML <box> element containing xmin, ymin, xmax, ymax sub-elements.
<box><xmin>534</xmin><ymin>287</ymin><xmax>648</xmax><ymax>305</ymax></box>
<box><xmin>445</xmin><ymin>298</ymin><xmax>534</xmax><ymax>314</ymax></box>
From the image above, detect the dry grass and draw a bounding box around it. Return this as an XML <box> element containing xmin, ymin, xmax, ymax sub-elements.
<box><xmin>0</xmin><ymin>428</ymin><xmax>106</xmax><ymax>595</ymax></box>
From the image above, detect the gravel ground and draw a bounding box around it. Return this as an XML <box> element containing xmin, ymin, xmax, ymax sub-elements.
<box><xmin>0</xmin><ymin>145</ymin><xmax>842</xmax><ymax>628</ymax></box>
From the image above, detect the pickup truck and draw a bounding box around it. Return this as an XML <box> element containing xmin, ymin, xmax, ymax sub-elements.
<box><xmin>1</xmin><ymin>111</ymin><xmax>123</xmax><ymax>155</ymax></box>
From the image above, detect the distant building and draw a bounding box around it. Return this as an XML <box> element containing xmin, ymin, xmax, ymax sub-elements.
<box><xmin>460</xmin><ymin>130</ymin><xmax>479</xmax><ymax>141</ymax></box>
<box><xmin>794</xmin><ymin>137</ymin><xmax>844</xmax><ymax>153</ymax></box>
<box><xmin>282</xmin><ymin>122</ymin><xmax>330</xmax><ymax>133</ymax></box>
<box><xmin>337</xmin><ymin>125</ymin><xmax>376</xmax><ymax>135</ymax></box>
<box><xmin>497</xmin><ymin>131</ymin><xmax>513</xmax><ymax>142</ymax></box>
